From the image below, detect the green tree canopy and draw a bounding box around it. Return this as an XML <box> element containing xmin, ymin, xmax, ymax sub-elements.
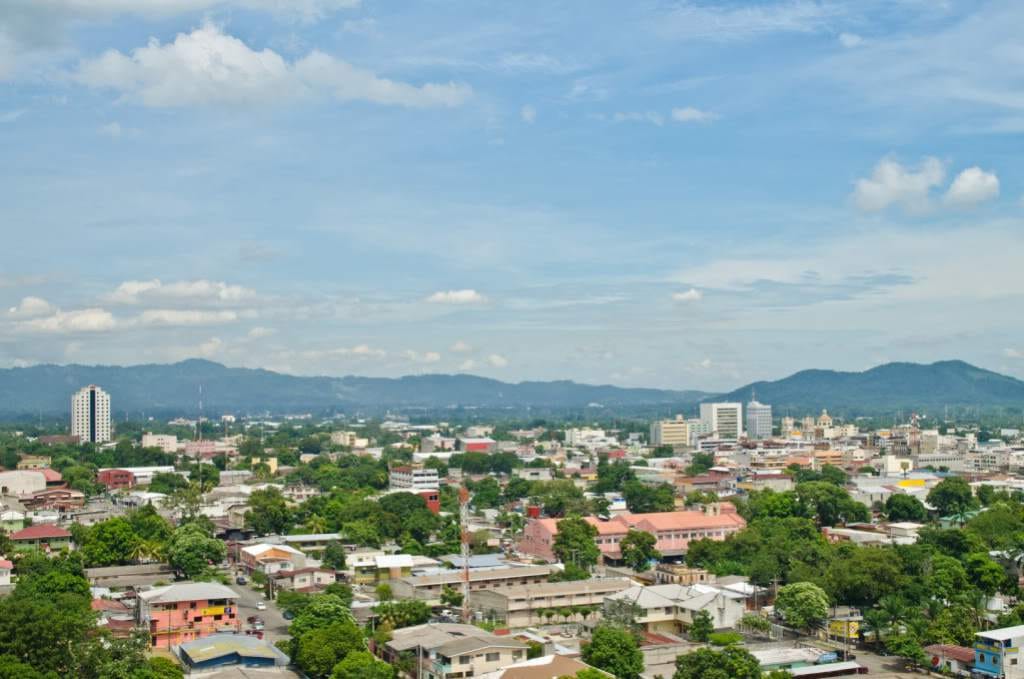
<box><xmin>775</xmin><ymin>582</ymin><xmax>829</xmax><ymax>632</ymax></box>
<box><xmin>553</xmin><ymin>516</ymin><xmax>601</xmax><ymax>569</ymax></box>
<box><xmin>581</xmin><ymin>624</ymin><xmax>644</xmax><ymax>679</ymax></box>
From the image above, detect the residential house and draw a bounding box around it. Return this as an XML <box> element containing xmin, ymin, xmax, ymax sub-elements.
<box><xmin>273</xmin><ymin>567</ymin><xmax>336</xmax><ymax>592</ymax></box>
<box><xmin>352</xmin><ymin>554</ymin><xmax>414</xmax><ymax>586</ymax></box>
<box><xmin>16</xmin><ymin>455</ymin><xmax>51</xmax><ymax>470</ymax></box>
<box><xmin>924</xmin><ymin>644</ymin><xmax>974</xmax><ymax>676</ymax></box>
<box><xmin>240</xmin><ymin>543</ymin><xmax>308</xmax><ymax>576</ymax></box>
<box><xmin>97</xmin><ymin>469</ymin><xmax>136</xmax><ymax>490</ymax></box>
<box><xmin>137</xmin><ymin>582</ymin><xmax>240</xmax><ymax>649</ymax></box>
<box><xmin>471</xmin><ymin>578</ymin><xmax>631</xmax><ymax>628</ymax></box>
<box><xmin>604</xmin><ymin>584</ymin><xmax>747</xmax><ymax>635</ymax></box>
<box><xmin>475</xmin><ymin>655</ymin><xmax>611</xmax><ymax>679</ymax></box>
<box><xmin>9</xmin><ymin>524</ymin><xmax>73</xmax><ymax>552</ymax></box>
<box><xmin>517</xmin><ymin>505</ymin><xmax>746</xmax><ymax>563</ymax></box>
<box><xmin>0</xmin><ymin>559</ymin><xmax>12</xmax><ymax>586</ymax></box>
<box><xmin>974</xmin><ymin>624</ymin><xmax>1024</xmax><ymax>678</ymax></box>
<box><xmin>391</xmin><ymin>566</ymin><xmax>553</xmax><ymax>606</ymax></box>
<box><xmin>178</xmin><ymin>633</ymin><xmax>289</xmax><ymax>671</ymax></box>
<box><xmin>384</xmin><ymin>623</ymin><xmax>529</xmax><ymax>679</ymax></box>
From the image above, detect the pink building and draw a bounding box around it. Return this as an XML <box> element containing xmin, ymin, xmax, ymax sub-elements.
<box><xmin>517</xmin><ymin>505</ymin><xmax>746</xmax><ymax>562</ymax></box>
<box><xmin>137</xmin><ymin>582</ymin><xmax>239</xmax><ymax>648</ymax></box>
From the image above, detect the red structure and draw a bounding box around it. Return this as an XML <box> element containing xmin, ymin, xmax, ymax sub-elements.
<box><xmin>97</xmin><ymin>468</ymin><xmax>136</xmax><ymax>490</ymax></box>
<box><xmin>418</xmin><ymin>489</ymin><xmax>441</xmax><ymax>514</ymax></box>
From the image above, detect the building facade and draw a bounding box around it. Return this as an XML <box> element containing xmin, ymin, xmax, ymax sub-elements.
<box><xmin>745</xmin><ymin>401</ymin><xmax>772</xmax><ymax>439</ymax></box>
<box><xmin>650</xmin><ymin>416</ymin><xmax>692</xmax><ymax>448</ymax></box>
<box><xmin>137</xmin><ymin>582</ymin><xmax>239</xmax><ymax>649</ymax></box>
<box><xmin>471</xmin><ymin>578</ymin><xmax>631</xmax><ymax>628</ymax></box>
<box><xmin>71</xmin><ymin>385</ymin><xmax>112</xmax><ymax>444</ymax></box>
<box><xmin>389</xmin><ymin>466</ymin><xmax>440</xmax><ymax>491</ymax></box>
<box><xmin>699</xmin><ymin>403</ymin><xmax>744</xmax><ymax>441</ymax></box>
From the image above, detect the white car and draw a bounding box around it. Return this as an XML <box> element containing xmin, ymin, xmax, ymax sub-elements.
<box><xmin>256</xmin><ymin>601</ymin><xmax>266</xmax><ymax>611</ymax></box>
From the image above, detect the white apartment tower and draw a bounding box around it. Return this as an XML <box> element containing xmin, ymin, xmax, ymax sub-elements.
<box><xmin>746</xmin><ymin>400</ymin><xmax>773</xmax><ymax>439</ymax></box>
<box><xmin>699</xmin><ymin>402</ymin><xmax>744</xmax><ymax>440</ymax></box>
<box><xmin>71</xmin><ymin>385</ymin><xmax>112</xmax><ymax>444</ymax></box>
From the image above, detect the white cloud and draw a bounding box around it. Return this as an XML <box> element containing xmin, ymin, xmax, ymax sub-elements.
<box><xmin>403</xmin><ymin>349</ymin><xmax>442</xmax><ymax>364</ymax></box>
<box><xmin>698</xmin><ymin>358</ymin><xmax>713</xmax><ymax>369</ymax></box>
<box><xmin>458</xmin><ymin>358</ymin><xmax>477</xmax><ymax>371</ymax></box>
<box><xmin>658</xmin><ymin>1</ymin><xmax>838</xmax><ymax>41</ymax></box>
<box><xmin>197</xmin><ymin>337</ymin><xmax>223</xmax><ymax>357</ymax></box>
<box><xmin>838</xmin><ymin>32</ymin><xmax>863</xmax><ymax>48</ymax></box>
<box><xmin>247</xmin><ymin>326</ymin><xmax>275</xmax><ymax>339</ymax></box>
<box><xmin>486</xmin><ymin>353</ymin><xmax>508</xmax><ymax>368</ymax></box>
<box><xmin>672</xmin><ymin>288</ymin><xmax>703</xmax><ymax>302</ymax></box>
<box><xmin>138</xmin><ymin>309</ymin><xmax>240</xmax><ymax>326</ymax></box>
<box><xmin>98</xmin><ymin>121</ymin><xmax>139</xmax><ymax>138</ymax></box>
<box><xmin>450</xmin><ymin>340</ymin><xmax>473</xmax><ymax>353</ymax></box>
<box><xmin>852</xmin><ymin>156</ymin><xmax>945</xmax><ymax>213</ymax></box>
<box><xmin>109</xmin><ymin>278</ymin><xmax>255</xmax><ymax>304</ymax></box>
<box><xmin>944</xmin><ymin>166</ymin><xmax>999</xmax><ymax>207</ymax></box>
<box><xmin>18</xmin><ymin>308</ymin><xmax>117</xmax><ymax>333</ymax></box>
<box><xmin>0</xmin><ymin>109</ymin><xmax>25</xmax><ymax>123</ymax></box>
<box><xmin>426</xmin><ymin>289</ymin><xmax>486</xmax><ymax>304</ymax></box>
<box><xmin>8</xmin><ymin>296</ymin><xmax>55</xmax><ymax>318</ymax></box>
<box><xmin>1004</xmin><ymin>348</ymin><xmax>1023</xmax><ymax>359</ymax></box>
<box><xmin>75</xmin><ymin>24</ymin><xmax>471</xmax><ymax>109</ymax></box>
<box><xmin>613</xmin><ymin>111</ymin><xmax>664</xmax><ymax>126</ymax></box>
<box><xmin>341</xmin><ymin>18</ymin><xmax>376</xmax><ymax>34</ymax></box>
<box><xmin>671</xmin><ymin>106</ymin><xmax>717</xmax><ymax>123</ymax></box>
<box><xmin>520</xmin><ymin>104</ymin><xmax>536</xmax><ymax>123</ymax></box>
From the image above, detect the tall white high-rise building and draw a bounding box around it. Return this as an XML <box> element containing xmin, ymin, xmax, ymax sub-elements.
<box><xmin>699</xmin><ymin>402</ymin><xmax>744</xmax><ymax>440</ymax></box>
<box><xmin>746</xmin><ymin>400</ymin><xmax>773</xmax><ymax>439</ymax></box>
<box><xmin>71</xmin><ymin>385</ymin><xmax>111</xmax><ymax>444</ymax></box>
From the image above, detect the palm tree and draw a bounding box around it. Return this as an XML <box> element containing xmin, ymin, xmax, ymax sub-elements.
<box><xmin>305</xmin><ymin>514</ymin><xmax>328</xmax><ymax>534</ymax></box>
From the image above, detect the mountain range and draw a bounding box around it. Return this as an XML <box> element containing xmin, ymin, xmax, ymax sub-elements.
<box><xmin>0</xmin><ymin>358</ymin><xmax>1021</xmax><ymax>419</ymax></box>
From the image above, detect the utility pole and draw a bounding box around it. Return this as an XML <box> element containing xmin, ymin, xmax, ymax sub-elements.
<box><xmin>459</xmin><ymin>485</ymin><xmax>472</xmax><ymax>622</ymax></box>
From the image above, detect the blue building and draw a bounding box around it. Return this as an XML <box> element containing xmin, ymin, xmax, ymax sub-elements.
<box><xmin>974</xmin><ymin>625</ymin><xmax>1024</xmax><ymax>677</ymax></box>
<box><xmin>178</xmin><ymin>634</ymin><xmax>290</xmax><ymax>671</ymax></box>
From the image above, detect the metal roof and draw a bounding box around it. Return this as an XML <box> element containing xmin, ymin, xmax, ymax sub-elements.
<box><xmin>138</xmin><ymin>582</ymin><xmax>238</xmax><ymax>604</ymax></box>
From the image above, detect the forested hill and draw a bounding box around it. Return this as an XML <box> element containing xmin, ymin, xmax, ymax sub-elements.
<box><xmin>717</xmin><ymin>360</ymin><xmax>1024</xmax><ymax>414</ymax></box>
<box><xmin>0</xmin><ymin>359</ymin><xmax>707</xmax><ymax>417</ymax></box>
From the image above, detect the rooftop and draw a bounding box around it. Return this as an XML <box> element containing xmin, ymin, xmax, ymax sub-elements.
<box><xmin>978</xmin><ymin>624</ymin><xmax>1024</xmax><ymax>641</ymax></box>
<box><xmin>179</xmin><ymin>633</ymin><xmax>289</xmax><ymax>665</ymax></box>
<box><xmin>10</xmin><ymin>524</ymin><xmax>72</xmax><ymax>540</ymax></box>
<box><xmin>139</xmin><ymin>582</ymin><xmax>238</xmax><ymax>605</ymax></box>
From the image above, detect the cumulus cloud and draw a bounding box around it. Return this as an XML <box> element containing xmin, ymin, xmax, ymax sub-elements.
<box><xmin>402</xmin><ymin>349</ymin><xmax>442</xmax><ymax>364</ymax></box>
<box><xmin>486</xmin><ymin>354</ymin><xmax>508</xmax><ymax>368</ymax></box>
<box><xmin>458</xmin><ymin>359</ymin><xmax>477</xmax><ymax>371</ymax></box>
<box><xmin>8</xmin><ymin>296</ymin><xmax>55</xmax><ymax>318</ymax></box>
<box><xmin>109</xmin><ymin>278</ymin><xmax>255</xmax><ymax>304</ymax></box>
<box><xmin>75</xmin><ymin>24</ymin><xmax>471</xmax><ymax>109</ymax></box>
<box><xmin>944</xmin><ymin>166</ymin><xmax>1000</xmax><ymax>207</ymax></box>
<box><xmin>613</xmin><ymin>111</ymin><xmax>664</xmax><ymax>126</ymax></box>
<box><xmin>450</xmin><ymin>340</ymin><xmax>473</xmax><ymax>353</ymax></box>
<box><xmin>671</xmin><ymin>106</ymin><xmax>717</xmax><ymax>123</ymax></box>
<box><xmin>520</xmin><ymin>104</ymin><xmax>536</xmax><ymax>123</ymax></box>
<box><xmin>197</xmin><ymin>337</ymin><xmax>224</xmax><ymax>357</ymax></box>
<box><xmin>672</xmin><ymin>288</ymin><xmax>703</xmax><ymax>302</ymax></box>
<box><xmin>98</xmin><ymin>121</ymin><xmax>139</xmax><ymax>138</ymax></box>
<box><xmin>1005</xmin><ymin>348</ymin><xmax>1023</xmax><ymax>359</ymax></box>
<box><xmin>247</xmin><ymin>326</ymin><xmax>275</xmax><ymax>339</ymax></box>
<box><xmin>138</xmin><ymin>309</ymin><xmax>240</xmax><ymax>326</ymax></box>
<box><xmin>838</xmin><ymin>32</ymin><xmax>863</xmax><ymax>48</ymax></box>
<box><xmin>426</xmin><ymin>289</ymin><xmax>486</xmax><ymax>304</ymax></box>
<box><xmin>17</xmin><ymin>308</ymin><xmax>117</xmax><ymax>333</ymax></box>
<box><xmin>852</xmin><ymin>156</ymin><xmax>945</xmax><ymax>213</ymax></box>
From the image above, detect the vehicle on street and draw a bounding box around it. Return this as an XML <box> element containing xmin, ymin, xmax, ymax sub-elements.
<box><xmin>256</xmin><ymin>600</ymin><xmax>266</xmax><ymax>610</ymax></box>
<box><xmin>236</xmin><ymin>576</ymin><xmax>247</xmax><ymax>585</ymax></box>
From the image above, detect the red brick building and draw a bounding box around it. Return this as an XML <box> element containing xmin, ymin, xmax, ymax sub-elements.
<box><xmin>97</xmin><ymin>469</ymin><xmax>136</xmax><ymax>490</ymax></box>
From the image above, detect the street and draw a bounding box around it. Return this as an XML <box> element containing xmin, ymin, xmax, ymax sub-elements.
<box><xmin>229</xmin><ymin>580</ymin><xmax>289</xmax><ymax>645</ymax></box>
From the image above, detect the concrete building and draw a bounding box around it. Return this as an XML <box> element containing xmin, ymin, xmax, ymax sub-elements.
<box><xmin>71</xmin><ymin>385</ymin><xmax>111</xmax><ymax>444</ymax></box>
<box><xmin>699</xmin><ymin>403</ymin><xmax>744</xmax><ymax>441</ymax></box>
<box><xmin>476</xmin><ymin>655</ymin><xmax>611</xmax><ymax>679</ymax></box>
<box><xmin>97</xmin><ymin>466</ymin><xmax>176</xmax><ymax>486</ymax></box>
<box><xmin>240</xmin><ymin>543</ymin><xmax>308</xmax><ymax>576</ymax></box>
<box><xmin>389</xmin><ymin>465</ymin><xmax>440</xmax><ymax>491</ymax></box>
<box><xmin>974</xmin><ymin>624</ymin><xmax>1024</xmax><ymax>678</ymax></box>
<box><xmin>650</xmin><ymin>415</ymin><xmax>692</xmax><ymax>448</ymax></box>
<box><xmin>746</xmin><ymin>401</ymin><xmax>772</xmax><ymax>439</ymax></box>
<box><xmin>471</xmin><ymin>578</ymin><xmax>632</xmax><ymax>628</ymax></box>
<box><xmin>391</xmin><ymin>566</ymin><xmax>553</xmax><ymax>605</ymax></box>
<box><xmin>605</xmin><ymin>583</ymin><xmax>747</xmax><ymax>634</ymax></box>
<box><xmin>179</xmin><ymin>634</ymin><xmax>289</xmax><ymax>671</ymax></box>
<box><xmin>0</xmin><ymin>470</ymin><xmax>47</xmax><ymax>497</ymax></box>
<box><xmin>10</xmin><ymin>524</ymin><xmax>73</xmax><ymax>552</ymax></box>
<box><xmin>384</xmin><ymin>623</ymin><xmax>529</xmax><ymax>679</ymax></box>
<box><xmin>0</xmin><ymin>559</ymin><xmax>11</xmax><ymax>586</ymax></box>
<box><xmin>141</xmin><ymin>433</ymin><xmax>178</xmax><ymax>453</ymax></box>
<box><xmin>137</xmin><ymin>582</ymin><xmax>239</xmax><ymax>649</ymax></box>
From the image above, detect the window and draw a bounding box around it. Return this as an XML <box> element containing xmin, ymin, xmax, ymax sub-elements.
<box><xmin>459</xmin><ymin>656</ymin><xmax>470</xmax><ymax>664</ymax></box>
<box><xmin>994</xmin><ymin>656</ymin><xmax>1000</xmax><ymax>665</ymax></box>
<box><xmin>486</xmin><ymin>653</ymin><xmax>500</xmax><ymax>662</ymax></box>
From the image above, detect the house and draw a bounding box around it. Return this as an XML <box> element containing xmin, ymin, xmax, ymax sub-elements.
<box><xmin>457</xmin><ymin>437</ymin><xmax>498</xmax><ymax>453</ymax></box>
<box><xmin>178</xmin><ymin>633</ymin><xmax>289</xmax><ymax>670</ymax></box>
<box><xmin>924</xmin><ymin>644</ymin><xmax>974</xmax><ymax>676</ymax></box>
<box><xmin>0</xmin><ymin>470</ymin><xmax>47</xmax><ymax>497</ymax></box>
<box><xmin>0</xmin><ymin>504</ymin><xmax>25</xmax><ymax>532</ymax></box>
<box><xmin>273</xmin><ymin>567</ymin><xmax>336</xmax><ymax>592</ymax></box>
<box><xmin>137</xmin><ymin>582</ymin><xmax>240</xmax><ymax>648</ymax></box>
<box><xmin>383</xmin><ymin>623</ymin><xmax>529</xmax><ymax>679</ymax></box>
<box><xmin>97</xmin><ymin>466</ymin><xmax>176</xmax><ymax>487</ymax></box>
<box><xmin>517</xmin><ymin>505</ymin><xmax>746</xmax><ymax>563</ymax></box>
<box><xmin>9</xmin><ymin>524</ymin><xmax>73</xmax><ymax>552</ymax></box>
<box><xmin>471</xmin><ymin>578</ymin><xmax>632</xmax><ymax>628</ymax></box>
<box><xmin>974</xmin><ymin>624</ymin><xmax>1024</xmax><ymax>678</ymax></box>
<box><xmin>0</xmin><ymin>559</ymin><xmax>12</xmax><ymax>586</ymax></box>
<box><xmin>24</xmin><ymin>487</ymin><xmax>85</xmax><ymax>511</ymax></box>
<box><xmin>604</xmin><ymin>583</ymin><xmax>747</xmax><ymax>634</ymax></box>
<box><xmin>352</xmin><ymin>554</ymin><xmax>414</xmax><ymax>585</ymax></box>
<box><xmin>475</xmin><ymin>655</ymin><xmax>611</xmax><ymax>679</ymax></box>
<box><xmin>97</xmin><ymin>469</ymin><xmax>136</xmax><ymax>490</ymax></box>
<box><xmin>391</xmin><ymin>566</ymin><xmax>553</xmax><ymax>605</ymax></box>
<box><xmin>240</xmin><ymin>543</ymin><xmax>308</xmax><ymax>576</ymax></box>
<box><xmin>16</xmin><ymin>455</ymin><xmax>51</xmax><ymax>470</ymax></box>
<box><xmin>654</xmin><ymin>565</ymin><xmax>717</xmax><ymax>586</ymax></box>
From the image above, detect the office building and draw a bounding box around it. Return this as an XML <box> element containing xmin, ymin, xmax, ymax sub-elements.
<box><xmin>389</xmin><ymin>465</ymin><xmax>440</xmax><ymax>491</ymax></box>
<box><xmin>699</xmin><ymin>402</ymin><xmax>743</xmax><ymax>440</ymax></box>
<box><xmin>650</xmin><ymin>415</ymin><xmax>691</xmax><ymax>447</ymax></box>
<box><xmin>746</xmin><ymin>400</ymin><xmax>773</xmax><ymax>439</ymax></box>
<box><xmin>71</xmin><ymin>385</ymin><xmax>111</xmax><ymax>444</ymax></box>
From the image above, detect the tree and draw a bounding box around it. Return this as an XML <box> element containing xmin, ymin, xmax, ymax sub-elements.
<box><xmin>927</xmin><ymin>477</ymin><xmax>976</xmax><ymax>520</ymax></box>
<box><xmin>689</xmin><ymin>610</ymin><xmax>713</xmax><ymax>642</ymax></box>
<box><xmin>622</xmin><ymin>481</ymin><xmax>675</xmax><ymax>513</ymax></box>
<box><xmin>673</xmin><ymin>646</ymin><xmax>762</xmax><ymax>679</ymax></box>
<box><xmin>245</xmin><ymin>487</ymin><xmax>293</xmax><ymax>535</ymax></box>
<box><xmin>80</xmin><ymin>517</ymin><xmax>142</xmax><ymax>567</ymax></box>
<box><xmin>322</xmin><ymin>541</ymin><xmax>347</xmax><ymax>570</ymax></box>
<box><xmin>686</xmin><ymin>453</ymin><xmax>715</xmax><ymax>476</ymax></box>
<box><xmin>794</xmin><ymin>481</ymin><xmax>869</xmax><ymax>527</ymax></box>
<box><xmin>148</xmin><ymin>472</ymin><xmax>189</xmax><ymax>495</ymax></box>
<box><xmin>884</xmin><ymin>494</ymin><xmax>927</xmax><ymax>522</ymax></box>
<box><xmin>441</xmin><ymin>586</ymin><xmax>464</xmax><ymax>608</ymax></box>
<box><xmin>965</xmin><ymin>552</ymin><xmax>1006</xmax><ymax>596</ymax></box>
<box><xmin>331</xmin><ymin>651</ymin><xmax>393</xmax><ymax>679</ymax></box>
<box><xmin>0</xmin><ymin>655</ymin><xmax>48</xmax><ymax>679</ymax></box>
<box><xmin>294</xmin><ymin>621</ymin><xmax>365</xmax><ymax>679</ymax></box>
<box><xmin>581</xmin><ymin>624</ymin><xmax>644</xmax><ymax>679</ymax></box>
<box><xmin>166</xmin><ymin>523</ymin><xmax>226</xmax><ymax>579</ymax></box>
<box><xmin>375</xmin><ymin>600</ymin><xmax>431</xmax><ymax>629</ymax></box>
<box><xmin>775</xmin><ymin>582</ymin><xmax>829</xmax><ymax>632</ymax></box>
<box><xmin>189</xmin><ymin>463</ymin><xmax>220</xmax><ymax>492</ymax></box>
<box><xmin>552</xmin><ymin>516</ymin><xmax>601</xmax><ymax>569</ymax></box>
<box><xmin>619</xmin><ymin>529</ymin><xmax>660</xmax><ymax>572</ymax></box>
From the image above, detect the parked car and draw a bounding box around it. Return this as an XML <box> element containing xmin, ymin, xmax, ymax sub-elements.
<box><xmin>282</xmin><ymin>610</ymin><xmax>295</xmax><ymax>620</ymax></box>
<box><xmin>256</xmin><ymin>601</ymin><xmax>266</xmax><ymax>611</ymax></box>
<box><xmin>235</xmin><ymin>576</ymin><xmax>247</xmax><ymax>585</ymax></box>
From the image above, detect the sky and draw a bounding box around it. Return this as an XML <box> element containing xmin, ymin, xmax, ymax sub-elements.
<box><xmin>1</xmin><ymin>0</ymin><xmax>1023</xmax><ymax>392</ymax></box>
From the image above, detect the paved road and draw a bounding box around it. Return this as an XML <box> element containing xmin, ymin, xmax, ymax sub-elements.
<box><xmin>228</xmin><ymin>578</ymin><xmax>289</xmax><ymax>645</ymax></box>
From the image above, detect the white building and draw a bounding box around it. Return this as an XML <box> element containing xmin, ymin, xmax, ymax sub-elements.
<box><xmin>389</xmin><ymin>465</ymin><xmax>440</xmax><ymax>490</ymax></box>
<box><xmin>699</xmin><ymin>403</ymin><xmax>744</xmax><ymax>441</ymax></box>
<box><xmin>650</xmin><ymin>415</ymin><xmax>691</xmax><ymax>447</ymax></box>
<box><xmin>71</xmin><ymin>385</ymin><xmax>111</xmax><ymax>444</ymax></box>
<box><xmin>141</xmin><ymin>433</ymin><xmax>178</xmax><ymax>453</ymax></box>
<box><xmin>745</xmin><ymin>401</ymin><xmax>772</xmax><ymax>439</ymax></box>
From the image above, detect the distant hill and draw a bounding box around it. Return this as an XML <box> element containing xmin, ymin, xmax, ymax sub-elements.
<box><xmin>0</xmin><ymin>359</ymin><xmax>708</xmax><ymax>417</ymax></box>
<box><xmin>717</xmin><ymin>360</ymin><xmax>1024</xmax><ymax>414</ymax></box>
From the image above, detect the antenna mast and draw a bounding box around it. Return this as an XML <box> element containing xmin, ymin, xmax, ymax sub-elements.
<box><xmin>459</xmin><ymin>485</ymin><xmax>471</xmax><ymax>622</ymax></box>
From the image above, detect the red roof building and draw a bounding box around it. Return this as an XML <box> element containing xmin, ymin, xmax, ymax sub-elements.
<box><xmin>10</xmin><ymin>524</ymin><xmax>74</xmax><ymax>552</ymax></box>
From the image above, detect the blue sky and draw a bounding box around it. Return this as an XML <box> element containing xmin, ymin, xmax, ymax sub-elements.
<box><xmin>1</xmin><ymin>0</ymin><xmax>1023</xmax><ymax>391</ymax></box>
